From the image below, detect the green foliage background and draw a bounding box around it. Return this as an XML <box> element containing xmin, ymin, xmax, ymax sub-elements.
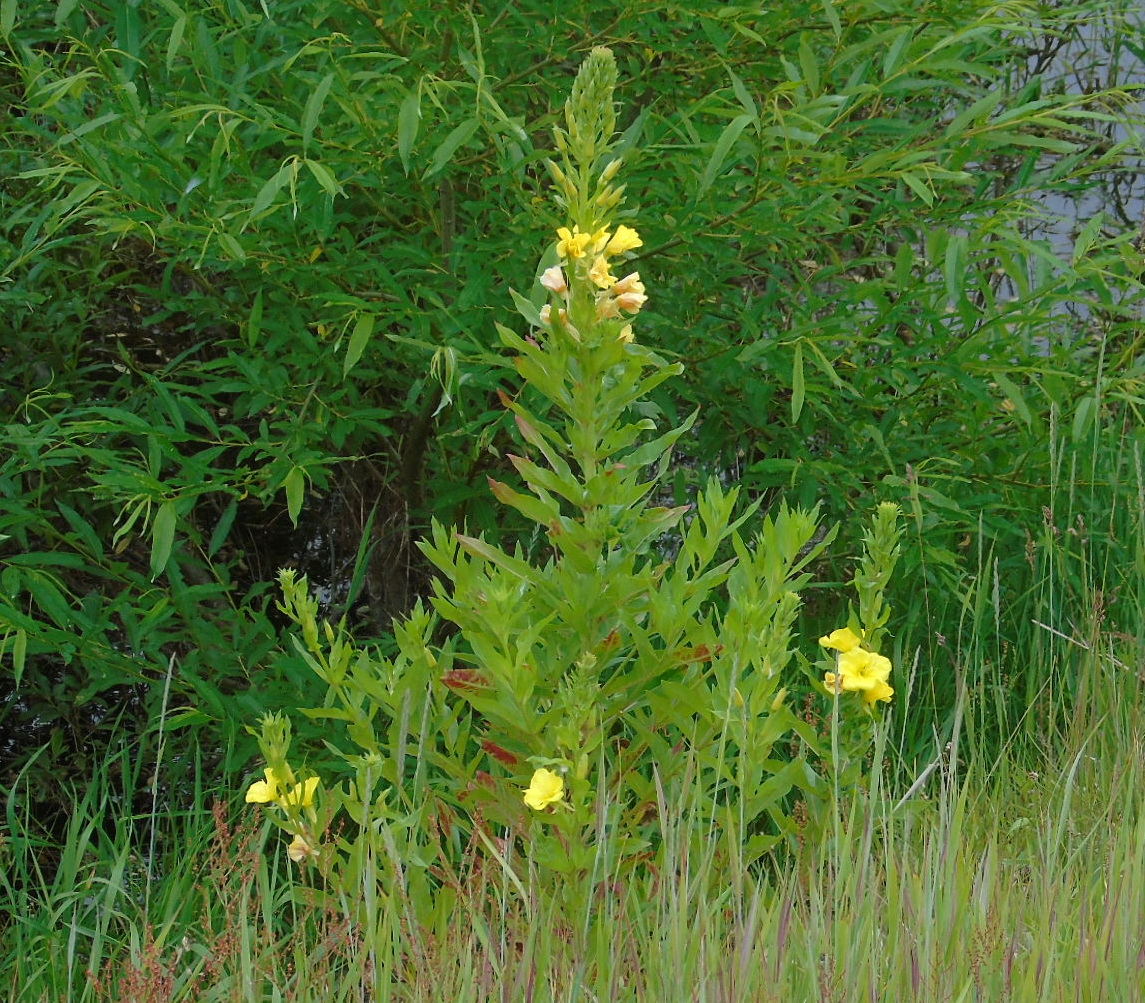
<box><xmin>2</xmin><ymin>0</ymin><xmax>1144</xmax><ymax>794</ymax></box>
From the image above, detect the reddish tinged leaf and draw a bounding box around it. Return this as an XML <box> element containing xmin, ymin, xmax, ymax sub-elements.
<box><xmin>442</xmin><ymin>668</ymin><xmax>491</xmax><ymax>692</ymax></box>
<box><xmin>481</xmin><ymin>739</ymin><xmax>519</xmax><ymax>767</ymax></box>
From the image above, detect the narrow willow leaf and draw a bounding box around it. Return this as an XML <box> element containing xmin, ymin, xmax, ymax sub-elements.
<box><xmin>344</xmin><ymin>312</ymin><xmax>375</xmax><ymax>376</ymax></box>
<box><xmin>150</xmin><ymin>501</ymin><xmax>177</xmax><ymax>579</ymax></box>
<box><xmin>992</xmin><ymin>372</ymin><xmax>1031</xmax><ymax>427</ymax></box>
<box><xmin>250</xmin><ymin>163</ymin><xmax>291</xmax><ymax>219</ymax></box>
<box><xmin>11</xmin><ymin>629</ymin><xmax>26</xmax><ymax>688</ymax></box>
<box><xmin>398</xmin><ymin>89</ymin><xmax>421</xmax><ymax>174</ymax></box>
<box><xmin>727</xmin><ymin>69</ymin><xmax>756</xmax><ymax>120</ymax></box>
<box><xmin>944</xmin><ymin>233</ymin><xmax>967</xmax><ymax>304</ymax></box>
<box><xmin>901</xmin><ymin>171</ymin><xmax>934</xmax><ymax>206</ymax></box>
<box><xmin>424</xmin><ymin>118</ymin><xmax>479</xmax><ymax>180</ymax></box>
<box><xmin>301</xmin><ymin>72</ymin><xmax>335</xmax><ymax>152</ymax></box>
<box><xmin>305</xmin><ymin>158</ymin><xmax>342</xmax><ymax>197</ymax></box>
<box><xmin>1072</xmin><ymin>211</ymin><xmax>1104</xmax><ymax>265</ymax></box>
<box><xmin>166</xmin><ymin>14</ymin><xmax>186</xmax><ymax>70</ymax></box>
<box><xmin>790</xmin><ymin>340</ymin><xmax>805</xmax><ymax>424</ymax></box>
<box><xmin>208</xmin><ymin>498</ymin><xmax>238</xmax><ymax>556</ymax></box>
<box><xmin>699</xmin><ymin>113</ymin><xmax>753</xmax><ymax>196</ymax></box>
<box><xmin>217</xmin><ymin>231</ymin><xmax>245</xmax><ymax>260</ymax></box>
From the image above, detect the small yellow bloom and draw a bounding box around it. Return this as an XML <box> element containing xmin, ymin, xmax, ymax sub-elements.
<box><xmin>618</xmin><ymin>324</ymin><xmax>634</xmax><ymax>343</ymax></box>
<box><xmin>245</xmin><ymin>766</ymin><xmax>293</xmax><ymax>804</ymax></box>
<box><xmin>280</xmin><ymin>776</ymin><xmax>320</xmax><ymax>809</ymax></box>
<box><xmin>523</xmin><ymin>768</ymin><xmax>564</xmax><ymax>810</ymax></box>
<box><xmin>556</xmin><ymin>226</ymin><xmax>592</xmax><ymax>259</ymax></box>
<box><xmin>605</xmin><ymin>225</ymin><xmax>642</xmax><ymax>256</ymax></box>
<box><xmin>819</xmin><ymin>627</ymin><xmax>862</xmax><ymax>653</ymax></box>
<box><xmin>588</xmin><ymin>254</ymin><xmax>616</xmax><ymax>289</ymax></box>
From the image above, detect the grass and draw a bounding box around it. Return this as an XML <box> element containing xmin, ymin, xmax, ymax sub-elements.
<box><xmin>4</xmin><ymin>615</ymin><xmax>1144</xmax><ymax>1001</ymax></box>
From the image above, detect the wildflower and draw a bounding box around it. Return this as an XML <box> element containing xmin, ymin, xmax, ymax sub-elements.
<box><xmin>824</xmin><ymin>646</ymin><xmax>893</xmax><ymax>703</ymax></box>
<box><xmin>556</xmin><ymin>226</ymin><xmax>592</xmax><ymax>259</ymax></box>
<box><xmin>279</xmin><ymin>776</ymin><xmax>320</xmax><ymax>809</ymax></box>
<box><xmin>588</xmin><ymin>254</ymin><xmax>616</xmax><ymax>289</ymax></box>
<box><xmin>605</xmin><ymin>225</ymin><xmax>642</xmax><ymax>256</ymax></box>
<box><xmin>540</xmin><ymin>265</ymin><xmax>568</xmax><ymax>295</ymax></box>
<box><xmin>614</xmin><ymin>289</ymin><xmax>647</xmax><ymax>314</ymax></box>
<box><xmin>863</xmin><ymin>679</ymin><xmax>895</xmax><ymax>706</ymax></box>
<box><xmin>618</xmin><ymin>324</ymin><xmax>634</xmax><ymax>343</ymax></box>
<box><xmin>523</xmin><ymin>768</ymin><xmax>565</xmax><ymax>810</ymax></box>
<box><xmin>819</xmin><ymin>627</ymin><xmax>862</xmax><ymax>653</ymax></box>
<box><xmin>287</xmin><ymin>834</ymin><xmax>319</xmax><ymax>863</ymax></box>
<box><xmin>245</xmin><ymin>766</ymin><xmax>293</xmax><ymax>804</ymax></box>
<box><xmin>245</xmin><ymin>767</ymin><xmax>319</xmax><ymax>810</ymax></box>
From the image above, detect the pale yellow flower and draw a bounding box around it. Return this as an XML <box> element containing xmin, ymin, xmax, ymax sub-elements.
<box><xmin>605</xmin><ymin>225</ymin><xmax>642</xmax><ymax>256</ymax></box>
<box><xmin>618</xmin><ymin>324</ymin><xmax>634</xmax><ymax>343</ymax></box>
<box><xmin>523</xmin><ymin>768</ymin><xmax>565</xmax><ymax>810</ymax></box>
<box><xmin>614</xmin><ymin>289</ymin><xmax>647</xmax><ymax>314</ymax></box>
<box><xmin>588</xmin><ymin>255</ymin><xmax>616</xmax><ymax>289</ymax></box>
<box><xmin>287</xmin><ymin>834</ymin><xmax>318</xmax><ymax>863</ymax></box>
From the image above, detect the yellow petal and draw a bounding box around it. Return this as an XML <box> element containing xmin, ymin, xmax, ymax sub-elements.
<box><xmin>819</xmin><ymin>627</ymin><xmax>862</xmax><ymax>653</ymax></box>
<box><xmin>245</xmin><ymin>767</ymin><xmax>279</xmax><ymax>804</ymax></box>
<box><xmin>606</xmin><ymin>225</ymin><xmax>642</xmax><ymax>256</ymax></box>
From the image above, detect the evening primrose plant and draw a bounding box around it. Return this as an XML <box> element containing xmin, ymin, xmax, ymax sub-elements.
<box><xmin>246</xmin><ymin>48</ymin><xmax>902</xmax><ymax>894</ymax></box>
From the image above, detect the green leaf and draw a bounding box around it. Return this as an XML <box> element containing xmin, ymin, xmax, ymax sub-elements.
<box><xmin>790</xmin><ymin>341</ymin><xmax>805</xmax><ymax>424</ymax></box>
<box><xmin>150</xmin><ymin>501</ymin><xmax>177</xmax><ymax>580</ymax></box>
<box><xmin>424</xmin><ymin>118</ymin><xmax>480</xmax><ymax>180</ymax></box>
<box><xmin>284</xmin><ymin>467</ymin><xmax>306</xmax><ymax>527</ymax></box>
<box><xmin>11</xmin><ymin>629</ymin><xmax>26</xmax><ymax>688</ymax></box>
<box><xmin>344</xmin><ymin>313</ymin><xmax>375</xmax><ymax>377</ymax></box>
<box><xmin>944</xmin><ymin>233</ymin><xmax>967</xmax><ymax>304</ymax></box>
<box><xmin>696</xmin><ymin>113</ymin><xmax>751</xmax><ymax>195</ymax></box>
<box><xmin>797</xmin><ymin>34</ymin><xmax>820</xmax><ymax>95</ymax></box>
<box><xmin>1071</xmin><ymin>211</ymin><xmax>1104</xmax><ymax>265</ymax></box>
<box><xmin>250</xmin><ymin>163</ymin><xmax>292</xmax><ymax>220</ymax></box>
<box><xmin>398</xmin><ymin>88</ymin><xmax>421</xmax><ymax>174</ymax></box>
<box><xmin>208</xmin><ymin>499</ymin><xmax>238</xmax><ymax>557</ymax></box>
<box><xmin>166</xmin><ymin>14</ymin><xmax>187</xmax><ymax>70</ymax></box>
<box><xmin>217</xmin><ymin>231</ymin><xmax>245</xmax><ymax>260</ymax></box>
<box><xmin>699</xmin><ymin>113</ymin><xmax>753</xmax><ymax>196</ymax></box>
<box><xmin>305</xmin><ymin>158</ymin><xmax>342</xmax><ymax>197</ymax></box>
<box><xmin>301</xmin><ymin>72</ymin><xmax>335</xmax><ymax>152</ymax></box>
<box><xmin>901</xmin><ymin>171</ymin><xmax>934</xmax><ymax>206</ymax></box>
<box><xmin>992</xmin><ymin>372</ymin><xmax>1031</xmax><ymax>427</ymax></box>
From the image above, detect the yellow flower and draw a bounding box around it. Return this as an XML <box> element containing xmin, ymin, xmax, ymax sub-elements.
<box><xmin>819</xmin><ymin>627</ymin><xmax>862</xmax><ymax>653</ymax></box>
<box><xmin>588</xmin><ymin>254</ymin><xmax>616</xmax><ymax>289</ymax></box>
<box><xmin>863</xmin><ymin>680</ymin><xmax>895</xmax><ymax>706</ymax></box>
<box><xmin>245</xmin><ymin>766</ymin><xmax>293</xmax><ymax>804</ymax></box>
<box><xmin>280</xmin><ymin>776</ymin><xmax>320</xmax><ymax>809</ymax></box>
<box><xmin>556</xmin><ymin>226</ymin><xmax>592</xmax><ymax>259</ymax></box>
<box><xmin>605</xmin><ymin>225</ymin><xmax>642</xmax><ymax>256</ymax></box>
<box><xmin>825</xmin><ymin>646</ymin><xmax>893</xmax><ymax>702</ymax></box>
<box><xmin>523</xmin><ymin>768</ymin><xmax>564</xmax><ymax>810</ymax></box>
<box><xmin>618</xmin><ymin>324</ymin><xmax>634</xmax><ymax>343</ymax></box>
